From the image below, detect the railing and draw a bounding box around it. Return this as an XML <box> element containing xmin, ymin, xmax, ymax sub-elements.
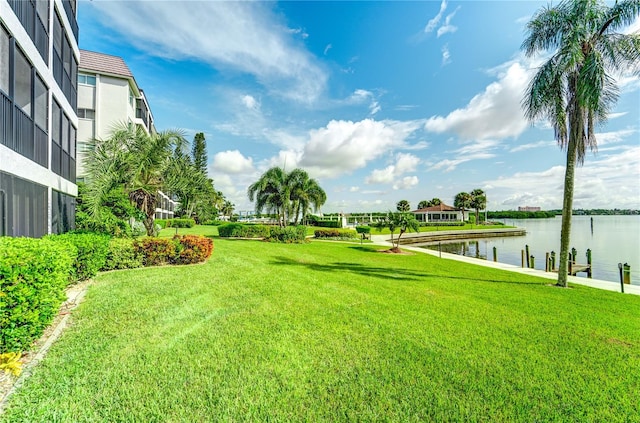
<box><xmin>51</xmin><ymin>141</ymin><xmax>61</xmax><ymax>175</ymax></box>
<box><xmin>35</xmin><ymin>16</ymin><xmax>49</xmax><ymax>64</ymax></box>
<box><xmin>34</xmin><ymin>124</ymin><xmax>48</xmax><ymax>168</ymax></box>
<box><xmin>0</xmin><ymin>91</ymin><xmax>12</xmax><ymax>148</ymax></box>
<box><xmin>52</xmin><ymin>50</ymin><xmax>76</xmax><ymax>110</ymax></box>
<box><xmin>14</xmin><ymin>106</ymin><xmax>34</xmax><ymax>159</ymax></box>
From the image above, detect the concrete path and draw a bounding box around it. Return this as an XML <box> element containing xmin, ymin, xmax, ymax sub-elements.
<box><xmin>370</xmin><ymin>235</ymin><xmax>640</xmax><ymax>296</ymax></box>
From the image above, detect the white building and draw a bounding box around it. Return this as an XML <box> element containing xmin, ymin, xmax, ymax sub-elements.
<box><xmin>412</xmin><ymin>203</ymin><xmax>469</xmax><ymax>223</ymax></box>
<box><xmin>76</xmin><ymin>50</ymin><xmax>175</xmax><ymax>219</ymax></box>
<box><xmin>0</xmin><ymin>0</ymin><xmax>79</xmax><ymax>236</ymax></box>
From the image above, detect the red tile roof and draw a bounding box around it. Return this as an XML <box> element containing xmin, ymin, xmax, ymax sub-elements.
<box><xmin>412</xmin><ymin>203</ymin><xmax>460</xmax><ymax>213</ymax></box>
<box><xmin>79</xmin><ymin>50</ymin><xmax>133</xmax><ymax>78</ymax></box>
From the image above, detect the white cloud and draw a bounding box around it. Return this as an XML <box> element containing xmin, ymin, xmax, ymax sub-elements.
<box><xmin>89</xmin><ymin>1</ymin><xmax>326</xmax><ymax>103</ymax></box>
<box><xmin>366</xmin><ymin>166</ymin><xmax>395</xmax><ymax>184</ymax></box>
<box><xmin>346</xmin><ymin>89</ymin><xmax>381</xmax><ymax>115</ymax></box>
<box><xmin>594</xmin><ymin>128</ymin><xmax>638</xmax><ymax>146</ymax></box>
<box><xmin>437</xmin><ymin>7</ymin><xmax>460</xmax><ymax>38</ymax></box>
<box><xmin>510</xmin><ymin>139</ymin><xmax>555</xmax><ymax>153</ymax></box>
<box><xmin>429</xmin><ymin>139</ymin><xmax>499</xmax><ymax>172</ymax></box>
<box><xmin>212</xmin><ymin>150</ymin><xmax>255</xmax><ymax>174</ymax></box>
<box><xmin>299</xmin><ymin>119</ymin><xmax>421</xmax><ymax>178</ymax></box>
<box><xmin>365</xmin><ymin>153</ymin><xmax>420</xmax><ymax>186</ymax></box>
<box><xmin>324</xmin><ymin>44</ymin><xmax>332</xmax><ymax>55</ymax></box>
<box><xmin>608</xmin><ymin>112</ymin><xmax>628</xmax><ymax>120</ymax></box>
<box><xmin>393</xmin><ymin>176</ymin><xmax>419</xmax><ymax>190</ymax></box>
<box><xmin>424</xmin><ymin>0</ymin><xmax>448</xmax><ymax>33</ymax></box>
<box><xmin>425</xmin><ymin>62</ymin><xmax>531</xmax><ymax>140</ymax></box>
<box><xmin>349</xmin><ymin>186</ymin><xmax>360</xmax><ymax>192</ymax></box>
<box><xmin>241</xmin><ymin>95</ymin><xmax>260</xmax><ymax>111</ymax></box>
<box><xmin>442</xmin><ymin>44</ymin><xmax>451</xmax><ymax>65</ymax></box>
<box><xmin>485</xmin><ymin>146</ymin><xmax>640</xmax><ymax>209</ymax></box>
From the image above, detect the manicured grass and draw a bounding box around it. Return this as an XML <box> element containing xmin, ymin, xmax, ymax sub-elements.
<box><xmin>1</xmin><ymin>240</ymin><xmax>639</xmax><ymax>421</ymax></box>
<box><xmin>373</xmin><ymin>223</ymin><xmax>514</xmax><ymax>235</ymax></box>
<box><xmin>158</xmin><ymin>224</ymin><xmax>218</xmax><ymax>238</ymax></box>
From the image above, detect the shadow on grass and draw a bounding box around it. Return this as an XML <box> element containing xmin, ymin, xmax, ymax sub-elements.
<box><xmin>271</xmin><ymin>256</ymin><xmax>543</xmax><ymax>286</ymax></box>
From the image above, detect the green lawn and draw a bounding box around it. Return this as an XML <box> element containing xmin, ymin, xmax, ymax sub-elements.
<box><xmin>2</xmin><ymin>239</ymin><xmax>639</xmax><ymax>421</ymax></box>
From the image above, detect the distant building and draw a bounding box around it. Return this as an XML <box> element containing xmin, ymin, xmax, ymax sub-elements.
<box><xmin>1</xmin><ymin>0</ymin><xmax>79</xmax><ymax>236</ymax></box>
<box><xmin>76</xmin><ymin>50</ymin><xmax>175</xmax><ymax>219</ymax></box>
<box><xmin>518</xmin><ymin>206</ymin><xmax>541</xmax><ymax>212</ymax></box>
<box><xmin>412</xmin><ymin>203</ymin><xmax>469</xmax><ymax>223</ymax></box>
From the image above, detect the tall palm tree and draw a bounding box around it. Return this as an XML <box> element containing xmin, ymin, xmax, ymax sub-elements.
<box><xmin>522</xmin><ymin>0</ymin><xmax>640</xmax><ymax>287</ymax></box>
<box><xmin>287</xmin><ymin>169</ymin><xmax>327</xmax><ymax>225</ymax></box>
<box><xmin>247</xmin><ymin>167</ymin><xmax>289</xmax><ymax>226</ymax></box>
<box><xmin>84</xmin><ymin>123</ymin><xmax>186</xmax><ymax>236</ymax></box>
<box><xmin>454</xmin><ymin>192</ymin><xmax>472</xmax><ymax>221</ymax></box>
<box><xmin>470</xmin><ymin>188</ymin><xmax>486</xmax><ymax>225</ymax></box>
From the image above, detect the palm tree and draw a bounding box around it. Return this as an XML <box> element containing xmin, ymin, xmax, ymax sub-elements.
<box><xmin>417</xmin><ymin>198</ymin><xmax>442</xmax><ymax>209</ymax></box>
<box><xmin>84</xmin><ymin>123</ymin><xmax>186</xmax><ymax>236</ymax></box>
<box><xmin>417</xmin><ymin>200</ymin><xmax>429</xmax><ymax>209</ymax></box>
<box><xmin>454</xmin><ymin>192</ymin><xmax>472</xmax><ymax>221</ymax></box>
<box><xmin>220</xmin><ymin>200</ymin><xmax>235</xmax><ymax>221</ymax></box>
<box><xmin>470</xmin><ymin>189</ymin><xmax>486</xmax><ymax>225</ymax></box>
<box><xmin>247</xmin><ymin>167</ymin><xmax>289</xmax><ymax>226</ymax></box>
<box><xmin>522</xmin><ymin>0</ymin><xmax>640</xmax><ymax>287</ymax></box>
<box><xmin>288</xmin><ymin>169</ymin><xmax>326</xmax><ymax>225</ymax></box>
<box><xmin>396</xmin><ymin>200</ymin><xmax>411</xmax><ymax>212</ymax></box>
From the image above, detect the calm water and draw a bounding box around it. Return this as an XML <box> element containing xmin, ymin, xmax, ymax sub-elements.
<box><xmin>421</xmin><ymin>216</ymin><xmax>640</xmax><ymax>285</ymax></box>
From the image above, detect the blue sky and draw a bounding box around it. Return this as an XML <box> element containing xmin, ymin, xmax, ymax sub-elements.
<box><xmin>78</xmin><ymin>0</ymin><xmax>640</xmax><ymax>213</ymax></box>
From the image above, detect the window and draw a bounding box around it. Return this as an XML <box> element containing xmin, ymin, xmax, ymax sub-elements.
<box><xmin>34</xmin><ymin>75</ymin><xmax>48</xmax><ymax>130</ymax></box>
<box><xmin>0</xmin><ymin>26</ymin><xmax>9</xmax><ymax>95</ymax></box>
<box><xmin>129</xmin><ymin>87</ymin><xmax>134</xmax><ymax>107</ymax></box>
<box><xmin>36</xmin><ymin>1</ymin><xmax>49</xmax><ymax>29</ymax></box>
<box><xmin>69</xmin><ymin>125</ymin><xmax>76</xmax><ymax>158</ymax></box>
<box><xmin>52</xmin><ymin>100</ymin><xmax>61</xmax><ymax>144</ymax></box>
<box><xmin>62</xmin><ymin>114</ymin><xmax>69</xmax><ymax>153</ymax></box>
<box><xmin>15</xmin><ymin>49</ymin><xmax>32</xmax><ymax>116</ymax></box>
<box><xmin>77</xmin><ymin>108</ymin><xmax>95</xmax><ymax>119</ymax></box>
<box><xmin>78</xmin><ymin>74</ymin><xmax>96</xmax><ymax>86</ymax></box>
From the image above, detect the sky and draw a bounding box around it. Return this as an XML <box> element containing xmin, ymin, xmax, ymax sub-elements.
<box><xmin>77</xmin><ymin>0</ymin><xmax>640</xmax><ymax>213</ymax></box>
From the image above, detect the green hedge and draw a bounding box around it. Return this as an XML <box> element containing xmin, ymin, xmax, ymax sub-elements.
<box><xmin>266</xmin><ymin>226</ymin><xmax>307</xmax><ymax>243</ymax></box>
<box><xmin>45</xmin><ymin>233</ymin><xmax>111</xmax><ymax>282</ymax></box>
<box><xmin>419</xmin><ymin>222</ymin><xmax>465</xmax><ymax>227</ymax></box>
<box><xmin>166</xmin><ymin>218</ymin><xmax>196</xmax><ymax>228</ymax></box>
<box><xmin>0</xmin><ymin>238</ymin><xmax>75</xmax><ymax>352</ymax></box>
<box><xmin>102</xmin><ymin>238</ymin><xmax>144</xmax><ymax>271</ymax></box>
<box><xmin>313</xmin><ymin>220</ymin><xmax>342</xmax><ymax>228</ymax></box>
<box><xmin>314</xmin><ymin>229</ymin><xmax>358</xmax><ymax>240</ymax></box>
<box><xmin>218</xmin><ymin>223</ymin><xmax>271</xmax><ymax>238</ymax></box>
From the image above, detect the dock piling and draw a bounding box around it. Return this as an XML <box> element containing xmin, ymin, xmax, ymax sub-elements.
<box><xmin>545</xmin><ymin>252</ymin><xmax>550</xmax><ymax>272</ymax></box>
<box><xmin>619</xmin><ymin>263</ymin><xmax>625</xmax><ymax>293</ymax></box>
<box><xmin>492</xmin><ymin>246</ymin><xmax>497</xmax><ymax>262</ymax></box>
<box><xmin>525</xmin><ymin>245</ymin><xmax>530</xmax><ymax>268</ymax></box>
<box><xmin>586</xmin><ymin>249</ymin><xmax>592</xmax><ymax>278</ymax></box>
<box><xmin>623</xmin><ymin>263</ymin><xmax>631</xmax><ymax>285</ymax></box>
<box><xmin>530</xmin><ymin>255</ymin><xmax>535</xmax><ymax>269</ymax></box>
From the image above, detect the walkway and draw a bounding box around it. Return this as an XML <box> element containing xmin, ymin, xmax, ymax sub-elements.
<box><xmin>370</xmin><ymin>235</ymin><xmax>640</xmax><ymax>295</ymax></box>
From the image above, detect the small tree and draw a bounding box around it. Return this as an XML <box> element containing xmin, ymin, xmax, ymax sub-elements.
<box><xmin>470</xmin><ymin>189</ymin><xmax>486</xmax><ymax>224</ymax></box>
<box><xmin>374</xmin><ymin>211</ymin><xmax>419</xmax><ymax>252</ymax></box>
<box><xmin>454</xmin><ymin>192</ymin><xmax>472</xmax><ymax>221</ymax></box>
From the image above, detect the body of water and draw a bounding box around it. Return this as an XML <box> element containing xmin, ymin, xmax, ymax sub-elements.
<box><xmin>421</xmin><ymin>215</ymin><xmax>639</xmax><ymax>285</ymax></box>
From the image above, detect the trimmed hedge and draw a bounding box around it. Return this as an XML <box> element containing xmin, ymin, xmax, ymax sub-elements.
<box><xmin>266</xmin><ymin>226</ymin><xmax>307</xmax><ymax>243</ymax></box>
<box><xmin>134</xmin><ymin>235</ymin><xmax>213</xmax><ymax>266</ymax></box>
<box><xmin>314</xmin><ymin>229</ymin><xmax>358</xmax><ymax>240</ymax></box>
<box><xmin>420</xmin><ymin>222</ymin><xmax>465</xmax><ymax>227</ymax></box>
<box><xmin>0</xmin><ymin>238</ymin><xmax>75</xmax><ymax>353</ymax></box>
<box><xmin>312</xmin><ymin>220</ymin><xmax>342</xmax><ymax>228</ymax></box>
<box><xmin>103</xmin><ymin>238</ymin><xmax>144</xmax><ymax>271</ymax></box>
<box><xmin>355</xmin><ymin>226</ymin><xmax>371</xmax><ymax>234</ymax></box>
<box><xmin>45</xmin><ymin>233</ymin><xmax>111</xmax><ymax>282</ymax></box>
<box><xmin>218</xmin><ymin>223</ymin><xmax>271</xmax><ymax>238</ymax></box>
<box><xmin>167</xmin><ymin>218</ymin><xmax>196</xmax><ymax>228</ymax></box>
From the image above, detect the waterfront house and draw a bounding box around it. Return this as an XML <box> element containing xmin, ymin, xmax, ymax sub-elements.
<box><xmin>412</xmin><ymin>203</ymin><xmax>469</xmax><ymax>223</ymax></box>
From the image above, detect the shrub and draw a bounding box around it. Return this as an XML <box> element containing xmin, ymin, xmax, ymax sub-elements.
<box><xmin>314</xmin><ymin>229</ymin><xmax>358</xmax><ymax>240</ymax></box>
<box><xmin>266</xmin><ymin>226</ymin><xmax>307</xmax><ymax>243</ymax></box>
<box><xmin>313</xmin><ymin>220</ymin><xmax>342</xmax><ymax>228</ymax></box>
<box><xmin>102</xmin><ymin>238</ymin><xmax>144</xmax><ymax>271</ymax></box>
<box><xmin>201</xmin><ymin>220</ymin><xmax>225</xmax><ymax>226</ymax></box>
<box><xmin>167</xmin><ymin>218</ymin><xmax>196</xmax><ymax>228</ymax></box>
<box><xmin>0</xmin><ymin>352</ymin><xmax>22</xmax><ymax>376</ymax></box>
<box><xmin>155</xmin><ymin>219</ymin><xmax>168</xmax><ymax>229</ymax></box>
<box><xmin>131</xmin><ymin>221</ymin><xmax>147</xmax><ymax>237</ymax></box>
<box><xmin>45</xmin><ymin>233</ymin><xmax>111</xmax><ymax>282</ymax></box>
<box><xmin>355</xmin><ymin>226</ymin><xmax>371</xmax><ymax>234</ymax></box>
<box><xmin>0</xmin><ymin>237</ymin><xmax>75</xmax><ymax>353</ymax></box>
<box><xmin>218</xmin><ymin>223</ymin><xmax>271</xmax><ymax>238</ymax></box>
<box><xmin>134</xmin><ymin>238</ymin><xmax>177</xmax><ymax>266</ymax></box>
<box><xmin>173</xmin><ymin>235</ymin><xmax>214</xmax><ymax>264</ymax></box>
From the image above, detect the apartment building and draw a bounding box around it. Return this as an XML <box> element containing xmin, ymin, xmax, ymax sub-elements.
<box><xmin>0</xmin><ymin>0</ymin><xmax>79</xmax><ymax>237</ymax></box>
<box><xmin>76</xmin><ymin>50</ymin><xmax>175</xmax><ymax>219</ymax></box>
<box><xmin>76</xmin><ymin>49</ymin><xmax>155</xmax><ymax>178</ymax></box>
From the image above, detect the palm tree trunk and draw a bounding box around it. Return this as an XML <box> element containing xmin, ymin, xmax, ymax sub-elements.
<box><xmin>557</xmin><ymin>133</ymin><xmax>578</xmax><ymax>287</ymax></box>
